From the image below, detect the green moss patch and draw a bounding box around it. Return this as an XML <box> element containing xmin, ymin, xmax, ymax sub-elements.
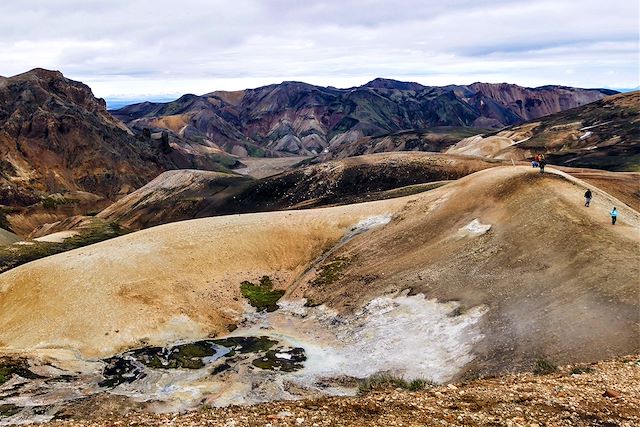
<box><xmin>240</xmin><ymin>276</ymin><xmax>285</xmax><ymax>312</ymax></box>
<box><xmin>311</xmin><ymin>256</ymin><xmax>350</xmax><ymax>288</ymax></box>
<box><xmin>251</xmin><ymin>347</ymin><xmax>306</xmax><ymax>372</ymax></box>
<box><xmin>533</xmin><ymin>358</ymin><xmax>558</xmax><ymax>375</ymax></box>
<box><xmin>357</xmin><ymin>372</ymin><xmax>434</xmax><ymax>394</ymax></box>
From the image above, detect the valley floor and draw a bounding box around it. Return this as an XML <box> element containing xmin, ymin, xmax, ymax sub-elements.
<box><xmin>34</xmin><ymin>355</ymin><xmax>639</xmax><ymax>427</ymax></box>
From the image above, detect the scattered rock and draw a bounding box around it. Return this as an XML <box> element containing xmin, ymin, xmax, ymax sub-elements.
<box><xmin>603</xmin><ymin>389</ymin><xmax>621</xmax><ymax>398</ymax></box>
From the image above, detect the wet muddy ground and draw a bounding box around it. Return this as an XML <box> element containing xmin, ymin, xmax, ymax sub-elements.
<box><xmin>0</xmin><ymin>336</ymin><xmax>306</xmax><ymax>425</ymax></box>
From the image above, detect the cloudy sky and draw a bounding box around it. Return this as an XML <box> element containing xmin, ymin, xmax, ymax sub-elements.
<box><xmin>1</xmin><ymin>0</ymin><xmax>638</xmax><ymax>101</ymax></box>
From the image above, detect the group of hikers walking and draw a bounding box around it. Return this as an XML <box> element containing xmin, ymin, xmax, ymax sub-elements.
<box><xmin>531</xmin><ymin>153</ymin><xmax>547</xmax><ymax>173</ymax></box>
<box><xmin>530</xmin><ymin>154</ymin><xmax>619</xmax><ymax>225</ymax></box>
<box><xmin>583</xmin><ymin>188</ymin><xmax>619</xmax><ymax>225</ymax></box>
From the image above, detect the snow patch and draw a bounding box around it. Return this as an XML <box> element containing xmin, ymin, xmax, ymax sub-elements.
<box><xmin>461</xmin><ymin>219</ymin><xmax>491</xmax><ymax>236</ymax></box>
<box><xmin>275</xmin><ymin>352</ymin><xmax>292</xmax><ymax>360</ymax></box>
<box><xmin>579</xmin><ymin>131</ymin><xmax>593</xmax><ymax>140</ymax></box>
<box><xmin>350</xmin><ymin>214</ymin><xmax>392</xmax><ymax>234</ymax></box>
<box><xmin>33</xmin><ymin>231</ymin><xmax>80</xmax><ymax>243</ymax></box>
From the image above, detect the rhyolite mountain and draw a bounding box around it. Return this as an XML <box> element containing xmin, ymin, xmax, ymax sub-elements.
<box><xmin>0</xmin><ymin>68</ymin><xmax>239</xmax><ymax>210</ymax></box>
<box><xmin>112</xmin><ymin>78</ymin><xmax>616</xmax><ymax>156</ymax></box>
<box><xmin>447</xmin><ymin>91</ymin><xmax>640</xmax><ymax>171</ymax></box>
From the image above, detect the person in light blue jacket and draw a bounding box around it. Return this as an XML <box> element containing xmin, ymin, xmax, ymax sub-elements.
<box><xmin>610</xmin><ymin>207</ymin><xmax>618</xmax><ymax>225</ymax></box>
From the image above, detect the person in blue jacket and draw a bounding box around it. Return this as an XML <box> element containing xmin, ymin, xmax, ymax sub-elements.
<box><xmin>610</xmin><ymin>207</ymin><xmax>618</xmax><ymax>225</ymax></box>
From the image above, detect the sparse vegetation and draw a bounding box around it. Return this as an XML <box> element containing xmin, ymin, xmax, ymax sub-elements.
<box><xmin>251</xmin><ymin>347</ymin><xmax>306</xmax><ymax>372</ymax></box>
<box><xmin>311</xmin><ymin>256</ymin><xmax>350</xmax><ymax>287</ymax></box>
<box><xmin>357</xmin><ymin>372</ymin><xmax>434</xmax><ymax>394</ymax></box>
<box><xmin>448</xmin><ymin>305</ymin><xmax>465</xmax><ymax>317</ymax></box>
<box><xmin>0</xmin><ymin>404</ymin><xmax>20</xmax><ymax>418</ymax></box>
<box><xmin>303</xmin><ymin>298</ymin><xmax>322</xmax><ymax>307</ymax></box>
<box><xmin>533</xmin><ymin>358</ymin><xmax>558</xmax><ymax>375</ymax></box>
<box><xmin>41</xmin><ymin>195</ymin><xmax>70</xmax><ymax>209</ymax></box>
<box><xmin>0</xmin><ymin>360</ymin><xmax>40</xmax><ymax>386</ymax></box>
<box><xmin>460</xmin><ymin>370</ymin><xmax>486</xmax><ymax>383</ymax></box>
<box><xmin>0</xmin><ymin>366</ymin><xmax>12</xmax><ymax>385</ymax></box>
<box><xmin>0</xmin><ymin>222</ymin><xmax>127</xmax><ymax>273</ymax></box>
<box><xmin>240</xmin><ymin>275</ymin><xmax>285</xmax><ymax>312</ymax></box>
<box><xmin>570</xmin><ymin>366</ymin><xmax>595</xmax><ymax>375</ymax></box>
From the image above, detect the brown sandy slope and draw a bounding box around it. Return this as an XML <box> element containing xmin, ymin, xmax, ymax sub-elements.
<box><xmin>559</xmin><ymin>168</ymin><xmax>640</xmax><ymax>212</ymax></box>
<box><xmin>294</xmin><ymin>166</ymin><xmax>640</xmax><ymax>372</ymax></box>
<box><xmin>0</xmin><ymin>166</ymin><xmax>637</xmax><ymax>374</ymax></box>
<box><xmin>96</xmin><ymin>169</ymin><xmax>253</xmax><ymax>230</ymax></box>
<box><xmin>32</xmin><ymin>355</ymin><xmax>640</xmax><ymax>427</ymax></box>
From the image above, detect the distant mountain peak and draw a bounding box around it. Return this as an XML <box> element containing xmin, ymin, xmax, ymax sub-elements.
<box><xmin>18</xmin><ymin>68</ymin><xmax>65</xmax><ymax>81</ymax></box>
<box><xmin>363</xmin><ymin>78</ymin><xmax>425</xmax><ymax>91</ymax></box>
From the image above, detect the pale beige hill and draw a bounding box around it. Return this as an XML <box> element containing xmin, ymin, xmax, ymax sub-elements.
<box><xmin>446</xmin><ymin>135</ymin><xmax>519</xmax><ymax>159</ymax></box>
<box><xmin>0</xmin><ymin>227</ymin><xmax>20</xmax><ymax>245</ymax></box>
<box><xmin>558</xmin><ymin>168</ymin><xmax>640</xmax><ymax>212</ymax></box>
<box><xmin>233</xmin><ymin>156</ymin><xmax>309</xmax><ymax>178</ymax></box>
<box><xmin>0</xmin><ymin>197</ymin><xmax>408</xmax><ymax>358</ymax></box>
<box><xmin>96</xmin><ymin>169</ymin><xmax>252</xmax><ymax>229</ymax></box>
<box><xmin>0</xmin><ymin>166</ymin><xmax>637</xmax><ymax>374</ymax></box>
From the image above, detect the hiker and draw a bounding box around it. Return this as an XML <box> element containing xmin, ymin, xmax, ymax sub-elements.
<box><xmin>539</xmin><ymin>158</ymin><xmax>546</xmax><ymax>173</ymax></box>
<box><xmin>610</xmin><ymin>207</ymin><xmax>618</xmax><ymax>225</ymax></box>
<box><xmin>584</xmin><ymin>189</ymin><xmax>592</xmax><ymax>207</ymax></box>
<box><xmin>533</xmin><ymin>154</ymin><xmax>540</xmax><ymax>168</ymax></box>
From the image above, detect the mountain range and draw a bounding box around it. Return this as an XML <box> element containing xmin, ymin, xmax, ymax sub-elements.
<box><xmin>0</xmin><ymin>68</ymin><xmax>632</xmax><ymax>237</ymax></box>
<box><xmin>112</xmin><ymin>78</ymin><xmax>616</xmax><ymax>157</ymax></box>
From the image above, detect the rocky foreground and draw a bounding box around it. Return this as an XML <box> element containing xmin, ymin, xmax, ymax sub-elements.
<box><xmin>36</xmin><ymin>356</ymin><xmax>639</xmax><ymax>427</ymax></box>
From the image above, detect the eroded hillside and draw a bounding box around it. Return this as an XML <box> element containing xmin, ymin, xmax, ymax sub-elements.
<box><xmin>112</xmin><ymin>79</ymin><xmax>613</xmax><ymax>157</ymax></box>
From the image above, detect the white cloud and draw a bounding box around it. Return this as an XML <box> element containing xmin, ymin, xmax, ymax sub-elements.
<box><xmin>0</xmin><ymin>0</ymin><xmax>637</xmax><ymax>97</ymax></box>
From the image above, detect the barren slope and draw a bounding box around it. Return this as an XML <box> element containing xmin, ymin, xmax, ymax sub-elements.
<box><xmin>31</xmin><ymin>355</ymin><xmax>640</xmax><ymax>427</ymax></box>
<box><xmin>298</xmin><ymin>167</ymin><xmax>639</xmax><ymax>372</ymax></box>
<box><xmin>97</xmin><ymin>152</ymin><xmax>501</xmax><ymax>230</ymax></box>
<box><xmin>0</xmin><ymin>166</ymin><xmax>637</xmax><ymax>371</ymax></box>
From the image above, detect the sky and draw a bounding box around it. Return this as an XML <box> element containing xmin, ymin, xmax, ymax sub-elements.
<box><xmin>1</xmin><ymin>0</ymin><xmax>638</xmax><ymax>102</ymax></box>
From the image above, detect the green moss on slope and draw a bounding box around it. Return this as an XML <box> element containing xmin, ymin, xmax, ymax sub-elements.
<box><xmin>240</xmin><ymin>276</ymin><xmax>285</xmax><ymax>312</ymax></box>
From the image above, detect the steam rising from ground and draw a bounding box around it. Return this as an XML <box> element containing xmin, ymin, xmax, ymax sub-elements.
<box><xmin>245</xmin><ymin>292</ymin><xmax>486</xmax><ymax>386</ymax></box>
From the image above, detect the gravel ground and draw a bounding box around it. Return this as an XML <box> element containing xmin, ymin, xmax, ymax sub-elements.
<box><xmin>37</xmin><ymin>355</ymin><xmax>640</xmax><ymax>427</ymax></box>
